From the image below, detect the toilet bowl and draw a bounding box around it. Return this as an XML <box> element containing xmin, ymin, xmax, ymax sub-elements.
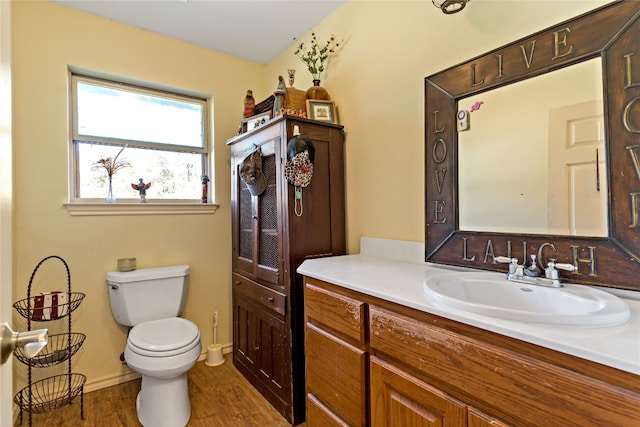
<box><xmin>124</xmin><ymin>317</ymin><xmax>202</xmax><ymax>427</ymax></box>
<box><xmin>107</xmin><ymin>265</ymin><xmax>200</xmax><ymax>427</ymax></box>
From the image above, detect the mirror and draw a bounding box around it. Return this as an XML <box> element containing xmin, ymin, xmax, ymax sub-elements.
<box><xmin>458</xmin><ymin>58</ymin><xmax>607</xmax><ymax>236</ymax></box>
<box><xmin>425</xmin><ymin>1</ymin><xmax>640</xmax><ymax>291</ymax></box>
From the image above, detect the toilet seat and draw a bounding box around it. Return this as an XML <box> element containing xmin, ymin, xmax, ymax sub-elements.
<box><xmin>128</xmin><ymin>317</ymin><xmax>200</xmax><ymax>357</ymax></box>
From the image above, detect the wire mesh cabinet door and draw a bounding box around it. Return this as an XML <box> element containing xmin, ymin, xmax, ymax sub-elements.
<box><xmin>231</xmin><ymin>129</ymin><xmax>283</xmax><ymax>286</ymax></box>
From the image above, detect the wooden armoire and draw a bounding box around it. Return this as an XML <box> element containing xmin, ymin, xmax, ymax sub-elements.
<box><xmin>227</xmin><ymin>115</ymin><xmax>345</xmax><ymax>424</ymax></box>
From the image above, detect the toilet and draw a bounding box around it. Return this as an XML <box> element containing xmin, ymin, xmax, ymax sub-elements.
<box><xmin>107</xmin><ymin>265</ymin><xmax>201</xmax><ymax>427</ymax></box>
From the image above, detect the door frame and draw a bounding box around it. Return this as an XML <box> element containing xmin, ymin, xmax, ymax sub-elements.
<box><xmin>0</xmin><ymin>0</ymin><xmax>14</xmax><ymax>425</ymax></box>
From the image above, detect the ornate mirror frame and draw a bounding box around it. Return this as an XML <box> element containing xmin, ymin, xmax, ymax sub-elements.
<box><xmin>425</xmin><ymin>0</ymin><xmax>640</xmax><ymax>291</ymax></box>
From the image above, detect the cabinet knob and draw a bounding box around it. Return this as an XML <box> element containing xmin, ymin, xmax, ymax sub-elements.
<box><xmin>235</xmin><ymin>281</ymin><xmax>241</xmax><ymax>286</ymax></box>
<box><xmin>255</xmin><ymin>346</ymin><xmax>260</xmax><ymax>351</ymax></box>
<box><xmin>267</xmin><ymin>297</ymin><xmax>275</xmax><ymax>302</ymax></box>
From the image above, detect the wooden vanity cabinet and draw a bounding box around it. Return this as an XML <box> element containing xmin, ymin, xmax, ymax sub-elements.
<box><xmin>229</xmin><ymin>116</ymin><xmax>345</xmax><ymax>424</ymax></box>
<box><xmin>304</xmin><ymin>277</ymin><xmax>640</xmax><ymax>427</ymax></box>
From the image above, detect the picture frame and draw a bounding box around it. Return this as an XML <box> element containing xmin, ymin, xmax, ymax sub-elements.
<box><xmin>306</xmin><ymin>100</ymin><xmax>337</xmax><ymax>124</ymax></box>
<box><xmin>242</xmin><ymin>111</ymin><xmax>271</xmax><ymax>133</ymax></box>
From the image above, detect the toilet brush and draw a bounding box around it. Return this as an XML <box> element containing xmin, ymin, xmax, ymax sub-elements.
<box><xmin>213</xmin><ymin>311</ymin><xmax>218</xmax><ymax>346</ymax></box>
<box><xmin>206</xmin><ymin>310</ymin><xmax>224</xmax><ymax>366</ymax></box>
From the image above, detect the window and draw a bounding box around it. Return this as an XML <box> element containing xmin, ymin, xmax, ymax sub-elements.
<box><xmin>70</xmin><ymin>73</ymin><xmax>209</xmax><ymax>203</ymax></box>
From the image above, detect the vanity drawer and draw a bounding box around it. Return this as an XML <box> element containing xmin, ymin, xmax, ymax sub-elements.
<box><xmin>306</xmin><ymin>323</ymin><xmax>367</xmax><ymax>427</ymax></box>
<box><xmin>305</xmin><ymin>278</ymin><xmax>366</xmax><ymax>343</ymax></box>
<box><xmin>233</xmin><ymin>273</ymin><xmax>286</xmax><ymax>316</ymax></box>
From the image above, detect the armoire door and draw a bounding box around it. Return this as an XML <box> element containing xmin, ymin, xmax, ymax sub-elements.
<box><xmin>232</xmin><ymin>136</ymin><xmax>283</xmax><ymax>286</ymax></box>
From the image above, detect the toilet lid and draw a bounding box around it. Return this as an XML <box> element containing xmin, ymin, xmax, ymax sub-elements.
<box><xmin>128</xmin><ymin>317</ymin><xmax>200</xmax><ymax>356</ymax></box>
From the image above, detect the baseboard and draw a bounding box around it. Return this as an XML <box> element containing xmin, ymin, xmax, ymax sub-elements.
<box><xmin>83</xmin><ymin>343</ymin><xmax>233</xmax><ymax>393</ymax></box>
<box><xmin>84</xmin><ymin>369</ymin><xmax>141</xmax><ymax>393</ymax></box>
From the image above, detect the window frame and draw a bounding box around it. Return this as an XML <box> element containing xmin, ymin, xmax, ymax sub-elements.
<box><xmin>68</xmin><ymin>71</ymin><xmax>212</xmax><ymax>205</ymax></box>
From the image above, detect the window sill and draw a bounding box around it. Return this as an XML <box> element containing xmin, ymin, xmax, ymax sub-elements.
<box><xmin>64</xmin><ymin>202</ymin><xmax>219</xmax><ymax>216</ymax></box>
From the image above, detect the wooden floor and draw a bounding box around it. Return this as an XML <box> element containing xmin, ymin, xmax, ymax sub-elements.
<box><xmin>16</xmin><ymin>354</ymin><xmax>300</xmax><ymax>427</ymax></box>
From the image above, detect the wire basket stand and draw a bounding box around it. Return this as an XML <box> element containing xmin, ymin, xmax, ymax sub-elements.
<box><xmin>12</xmin><ymin>255</ymin><xmax>86</xmax><ymax>426</ymax></box>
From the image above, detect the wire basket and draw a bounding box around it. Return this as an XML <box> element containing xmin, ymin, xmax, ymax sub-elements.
<box><xmin>14</xmin><ymin>333</ymin><xmax>86</xmax><ymax>367</ymax></box>
<box><xmin>13</xmin><ymin>292</ymin><xmax>85</xmax><ymax>321</ymax></box>
<box><xmin>14</xmin><ymin>373</ymin><xmax>86</xmax><ymax>414</ymax></box>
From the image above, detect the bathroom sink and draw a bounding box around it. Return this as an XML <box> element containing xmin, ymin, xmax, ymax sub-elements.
<box><xmin>423</xmin><ymin>272</ymin><xmax>630</xmax><ymax>327</ymax></box>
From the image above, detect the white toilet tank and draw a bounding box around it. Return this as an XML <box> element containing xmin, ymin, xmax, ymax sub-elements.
<box><xmin>107</xmin><ymin>265</ymin><xmax>190</xmax><ymax>327</ymax></box>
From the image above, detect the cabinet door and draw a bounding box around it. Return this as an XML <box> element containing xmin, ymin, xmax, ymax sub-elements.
<box><xmin>233</xmin><ymin>290</ymin><xmax>291</xmax><ymax>409</ymax></box>
<box><xmin>255</xmin><ymin>306</ymin><xmax>289</xmax><ymax>400</ymax></box>
<box><xmin>231</xmin><ymin>134</ymin><xmax>282</xmax><ymax>285</ymax></box>
<box><xmin>233</xmin><ymin>293</ymin><xmax>257</xmax><ymax>371</ymax></box>
<box><xmin>370</xmin><ymin>356</ymin><xmax>466</xmax><ymax>427</ymax></box>
<box><xmin>306</xmin><ymin>323</ymin><xmax>367</xmax><ymax>427</ymax></box>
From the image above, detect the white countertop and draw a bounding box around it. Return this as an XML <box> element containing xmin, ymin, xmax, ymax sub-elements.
<box><xmin>297</xmin><ymin>237</ymin><xmax>640</xmax><ymax>375</ymax></box>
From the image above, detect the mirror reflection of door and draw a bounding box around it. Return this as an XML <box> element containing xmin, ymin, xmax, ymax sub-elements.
<box><xmin>547</xmin><ymin>101</ymin><xmax>607</xmax><ymax>236</ymax></box>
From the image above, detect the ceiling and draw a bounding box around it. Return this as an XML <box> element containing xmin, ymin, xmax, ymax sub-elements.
<box><xmin>50</xmin><ymin>0</ymin><xmax>347</xmax><ymax>64</ymax></box>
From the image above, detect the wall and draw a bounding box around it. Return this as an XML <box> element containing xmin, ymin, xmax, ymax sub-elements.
<box><xmin>11</xmin><ymin>0</ymin><xmax>265</xmax><ymax>390</ymax></box>
<box><xmin>266</xmin><ymin>0</ymin><xmax>608</xmax><ymax>253</ymax></box>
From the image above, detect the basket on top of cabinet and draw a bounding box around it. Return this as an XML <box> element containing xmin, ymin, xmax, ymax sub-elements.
<box><xmin>12</xmin><ymin>255</ymin><xmax>86</xmax><ymax>426</ymax></box>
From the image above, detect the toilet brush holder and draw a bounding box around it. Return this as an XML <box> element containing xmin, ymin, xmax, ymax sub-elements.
<box><xmin>205</xmin><ymin>344</ymin><xmax>224</xmax><ymax>367</ymax></box>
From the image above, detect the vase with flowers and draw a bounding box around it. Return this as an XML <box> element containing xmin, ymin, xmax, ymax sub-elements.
<box><xmin>92</xmin><ymin>145</ymin><xmax>131</xmax><ymax>203</ymax></box>
<box><xmin>293</xmin><ymin>32</ymin><xmax>341</xmax><ymax>100</ymax></box>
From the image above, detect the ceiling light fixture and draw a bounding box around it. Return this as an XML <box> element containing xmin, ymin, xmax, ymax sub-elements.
<box><xmin>432</xmin><ymin>0</ymin><xmax>469</xmax><ymax>14</ymax></box>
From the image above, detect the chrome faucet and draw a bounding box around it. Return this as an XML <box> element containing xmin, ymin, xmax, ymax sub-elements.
<box><xmin>496</xmin><ymin>256</ymin><xmax>576</xmax><ymax>287</ymax></box>
<box><xmin>544</xmin><ymin>261</ymin><xmax>578</xmax><ymax>287</ymax></box>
